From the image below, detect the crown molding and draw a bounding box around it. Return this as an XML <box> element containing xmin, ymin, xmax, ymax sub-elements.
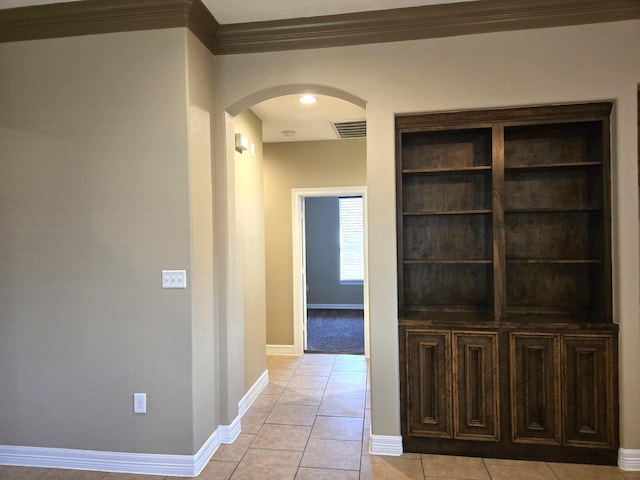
<box><xmin>0</xmin><ymin>0</ymin><xmax>218</xmax><ymax>53</ymax></box>
<box><xmin>214</xmin><ymin>0</ymin><xmax>640</xmax><ymax>55</ymax></box>
<box><xmin>0</xmin><ymin>0</ymin><xmax>638</xmax><ymax>55</ymax></box>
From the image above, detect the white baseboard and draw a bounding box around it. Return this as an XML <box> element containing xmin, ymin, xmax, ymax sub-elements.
<box><xmin>307</xmin><ymin>304</ymin><xmax>364</xmax><ymax>310</ymax></box>
<box><xmin>619</xmin><ymin>448</ymin><xmax>640</xmax><ymax>471</ymax></box>
<box><xmin>238</xmin><ymin>369</ymin><xmax>269</xmax><ymax>416</ymax></box>
<box><xmin>218</xmin><ymin>415</ymin><xmax>241</xmax><ymax>445</ymax></box>
<box><xmin>369</xmin><ymin>434</ymin><xmax>403</xmax><ymax>456</ymax></box>
<box><xmin>266</xmin><ymin>344</ymin><xmax>297</xmax><ymax>356</ymax></box>
<box><xmin>193</xmin><ymin>430</ymin><xmax>222</xmax><ymax>476</ymax></box>
<box><xmin>0</xmin><ymin>428</ymin><xmax>220</xmax><ymax>477</ymax></box>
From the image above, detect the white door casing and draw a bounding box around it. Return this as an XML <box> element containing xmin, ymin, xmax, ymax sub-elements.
<box><xmin>291</xmin><ymin>186</ymin><xmax>369</xmax><ymax>356</ymax></box>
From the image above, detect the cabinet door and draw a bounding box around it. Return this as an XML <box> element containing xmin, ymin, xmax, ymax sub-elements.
<box><xmin>453</xmin><ymin>331</ymin><xmax>499</xmax><ymax>441</ymax></box>
<box><xmin>562</xmin><ymin>334</ymin><xmax>616</xmax><ymax>448</ymax></box>
<box><xmin>510</xmin><ymin>333</ymin><xmax>561</xmax><ymax>445</ymax></box>
<box><xmin>405</xmin><ymin>329</ymin><xmax>452</xmax><ymax>438</ymax></box>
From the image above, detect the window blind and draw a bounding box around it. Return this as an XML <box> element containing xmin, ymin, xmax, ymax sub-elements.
<box><xmin>339</xmin><ymin>196</ymin><xmax>364</xmax><ymax>282</ymax></box>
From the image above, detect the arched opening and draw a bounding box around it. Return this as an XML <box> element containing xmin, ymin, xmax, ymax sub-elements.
<box><xmin>223</xmin><ymin>85</ymin><xmax>369</xmax><ymax>371</ymax></box>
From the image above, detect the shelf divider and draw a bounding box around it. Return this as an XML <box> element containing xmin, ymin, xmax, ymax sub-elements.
<box><xmin>492</xmin><ymin>125</ymin><xmax>506</xmax><ymax>322</ymax></box>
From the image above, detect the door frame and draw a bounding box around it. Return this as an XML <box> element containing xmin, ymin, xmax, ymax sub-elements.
<box><xmin>291</xmin><ymin>186</ymin><xmax>370</xmax><ymax>356</ymax></box>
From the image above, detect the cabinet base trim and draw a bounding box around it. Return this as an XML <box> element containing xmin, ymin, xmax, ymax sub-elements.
<box><xmin>619</xmin><ymin>448</ymin><xmax>640</xmax><ymax>471</ymax></box>
<box><xmin>369</xmin><ymin>434</ymin><xmax>403</xmax><ymax>456</ymax></box>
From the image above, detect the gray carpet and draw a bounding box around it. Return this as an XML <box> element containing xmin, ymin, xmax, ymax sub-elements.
<box><xmin>306</xmin><ymin>309</ymin><xmax>364</xmax><ymax>354</ymax></box>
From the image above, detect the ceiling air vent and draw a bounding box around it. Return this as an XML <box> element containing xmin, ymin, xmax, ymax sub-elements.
<box><xmin>332</xmin><ymin>120</ymin><xmax>367</xmax><ymax>139</ymax></box>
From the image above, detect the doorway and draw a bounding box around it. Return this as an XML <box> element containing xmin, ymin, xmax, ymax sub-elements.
<box><xmin>304</xmin><ymin>195</ymin><xmax>364</xmax><ymax>354</ymax></box>
<box><xmin>292</xmin><ymin>186</ymin><xmax>369</xmax><ymax>357</ymax></box>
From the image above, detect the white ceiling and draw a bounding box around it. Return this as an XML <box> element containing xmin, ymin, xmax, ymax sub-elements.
<box><xmin>252</xmin><ymin>94</ymin><xmax>366</xmax><ymax>143</ymax></box>
<box><xmin>0</xmin><ymin>0</ymin><xmax>468</xmax><ymax>142</ymax></box>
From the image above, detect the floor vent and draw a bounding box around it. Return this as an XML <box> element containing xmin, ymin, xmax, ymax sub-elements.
<box><xmin>332</xmin><ymin>120</ymin><xmax>367</xmax><ymax>138</ymax></box>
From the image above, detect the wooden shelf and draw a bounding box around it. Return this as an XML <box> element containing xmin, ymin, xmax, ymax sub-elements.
<box><xmin>505</xmin><ymin>161</ymin><xmax>601</xmax><ymax>171</ymax></box>
<box><xmin>402</xmin><ymin>165</ymin><xmax>491</xmax><ymax>175</ymax></box>
<box><xmin>505</xmin><ymin>207</ymin><xmax>601</xmax><ymax>213</ymax></box>
<box><xmin>506</xmin><ymin>258</ymin><xmax>602</xmax><ymax>264</ymax></box>
<box><xmin>405</xmin><ymin>258</ymin><xmax>492</xmax><ymax>264</ymax></box>
<box><xmin>404</xmin><ymin>209</ymin><xmax>491</xmax><ymax>216</ymax></box>
<box><xmin>400</xmin><ymin>309</ymin><xmax>493</xmax><ymax>324</ymax></box>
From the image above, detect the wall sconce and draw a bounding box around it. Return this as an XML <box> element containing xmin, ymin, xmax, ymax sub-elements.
<box><xmin>235</xmin><ymin>133</ymin><xmax>248</xmax><ymax>153</ymax></box>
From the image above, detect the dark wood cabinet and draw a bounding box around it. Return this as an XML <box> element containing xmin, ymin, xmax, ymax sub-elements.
<box><xmin>404</xmin><ymin>329</ymin><xmax>452</xmax><ymax>438</ymax></box>
<box><xmin>452</xmin><ymin>331</ymin><xmax>500</xmax><ymax>441</ymax></box>
<box><xmin>562</xmin><ymin>334</ymin><xmax>617</xmax><ymax>448</ymax></box>
<box><xmin>509</xmin><ymin>332</ymin><xmax>561</xmax><ymax>446</ymax></box>
<box><xmin>397</xmin><ymin>103</ymin><xmax>618</xmax><ymax>464</ymax></box>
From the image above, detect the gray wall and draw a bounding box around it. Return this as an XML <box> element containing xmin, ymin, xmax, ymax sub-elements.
<box><xmin>305</xmin><ymin>197</ymin><xmax>363</xmax><ymax>307</ymax></box>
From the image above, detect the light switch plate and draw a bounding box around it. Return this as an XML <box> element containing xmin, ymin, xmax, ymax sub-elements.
<box><xmin>162</xmin><ymin>270</ymin><xmax>187</xmax><ymax>289</ymax></box>
<box><xmin>133</xmin><ymin>393</ymin><xmax>146</xmax><ymax>414</ymax></box>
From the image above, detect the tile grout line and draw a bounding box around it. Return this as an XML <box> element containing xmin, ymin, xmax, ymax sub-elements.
<box><xmin>221</xmin><ymin>354</ymin><xmax>369</xmax><ymax>479</ymax></box>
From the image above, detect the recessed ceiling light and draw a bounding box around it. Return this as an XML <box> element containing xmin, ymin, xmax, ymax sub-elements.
<box><xmin>300</xmin><ymin>94</ymin><xmax>317</xmax><ymax>104</ymax></box>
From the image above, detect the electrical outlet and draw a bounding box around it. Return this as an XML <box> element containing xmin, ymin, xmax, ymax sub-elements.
<box><xmin>133</xmin><ymin>393</ymin><xmax>147</xmax><ymax>414</ymax></box>
<box><xmin>162</xmin><ymin>270</ymin><xmax>187</xmax><ymax>289</ymax></box>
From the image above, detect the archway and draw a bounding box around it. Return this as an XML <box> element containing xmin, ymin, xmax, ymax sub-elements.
<box><xmin>224</xmin><ymin>85</ymin><xmax>369</xmax><ymax>359</ymax></box>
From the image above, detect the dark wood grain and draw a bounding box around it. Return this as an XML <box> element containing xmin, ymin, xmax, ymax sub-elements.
<box><xmin>402</xmin><ymin>172</ymin><xmax>491</xmax><ymax>213</ymax></box>
<box><xmin>404</xmin><ymin>329</ymin><xmax>453</xmax><ymax>438</ymax></box>
<box><xmin>453</xmin><ymin>331</ymin><xmax>500</xmax><ymax>441</ymax></box>
<box><xmin>492</xmin><ymin>126</ymin><xmax>506</xmax><ymax>323</ymax></box>
<box><xmin>510</xmin><ymin>333</ymin><xmax>561</xmax><ymax>445</ymax></box>
<box><xmin>563</xmin><ymin>335</ymin><xmax>616</xmax><ymax>448</ymax></box>
<box><xmin>400</xmin><ymin>129</ymin><xmax>491</xmax><ymax>171</ymax></box>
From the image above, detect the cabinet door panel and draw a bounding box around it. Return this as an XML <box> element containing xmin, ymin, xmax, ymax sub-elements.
<box><xmin>406</xmin><ymin>330</ymin><xmax>452</xmax><ymax>438</ymax></box>
<box><xmin>563</xmin><ymin>335</ymin><xmax>615</xmax><ymax>448</ymax></box>
<box><xmin>510</xmin><ymin>333</ymin><xmax>561</xmax><ymax>445</ymax></box>
<box><xmin>453</xmin><ymin>331</ymin><xmax>499</xmax><ymax>441</ymax></box>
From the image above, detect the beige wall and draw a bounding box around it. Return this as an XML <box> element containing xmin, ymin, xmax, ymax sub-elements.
<box><xmin>263</xmin><ymin>139</ymin><xmax>367</xmax><ymax>345</ymax></box>
<box><xmin>215</xmin><ymin>20</ymin><xmax>640</xmax><ymax>447</ymax></box>
<box><xmin>0</xmin><ymin>28</ymin><xmax>216</xmax><ymax>455</ymax></box>
<box><xmin>233</xmin><ymin>109</ymin><xmax>267</xmax><ymax>389</ymax></box>
<box><xmin>186</xmin><ymin>30</ymin><xmax>218</xmax><ymax>450</ymax></box>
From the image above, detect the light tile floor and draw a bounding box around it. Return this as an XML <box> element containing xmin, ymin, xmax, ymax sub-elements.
<box><xmin>2</xmin><ymin>353</ymin><xmax>639</xmax><ymax>480</ymax></box>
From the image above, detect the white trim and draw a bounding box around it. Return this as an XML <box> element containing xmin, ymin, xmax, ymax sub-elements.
<box><xmin>292</xmin><ymin>186</ymin><xmax>370</xmax><ymax>358</ymax></box>
<box><xmin>292</xmin><ymin>190</ymin><xmax>306</xmax><ymax>356</ymax></box>
<box><xmin>307</xmin><ymin>303</ymin><xmax>365</xmax><ymax>310</ymax></box>
<box><xmin>238</xmin><ymin>369</ymin><xmax>269</xmax><ymax>416</ymax></box>
<box><xmin>619</xmin><ymin>448</ymin><xmax>640</xmax><ymax>471</ymax></box>
<box><xmin>369</xmin><ymin>434</ymin><xmax>403</xmax><ymax>456</ymax></box>
<box><xmin>193</xmin><ymin>430</ymin><xmax>222</xmax><ymax>475</ymax></box>
<box><xmin>218</xmin><ymin>416</ymin><xmax>241</xmax><ymax>445</ymax></box>
<box><xmin>266</xmin><ymin>344</ymin><xmax>298</xmax><ymax>356</ymax></box>
<box><xmin>0</xmin><ymin>428</ymin><xmax>221</xmax><ymax>477</ymax></box>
